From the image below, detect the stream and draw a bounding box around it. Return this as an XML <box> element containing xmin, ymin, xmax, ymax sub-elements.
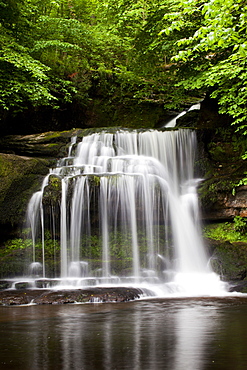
<box><xmin>1</xmin><ymin>296</ymin><xmax>247</xmax><ymax>369</ymax></box>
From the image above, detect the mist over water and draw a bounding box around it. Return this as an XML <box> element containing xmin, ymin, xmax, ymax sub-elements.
<box><xmin>26</xmin><ymin>129</ymin><xmax>227</xmax><ymax>296</ymax></box>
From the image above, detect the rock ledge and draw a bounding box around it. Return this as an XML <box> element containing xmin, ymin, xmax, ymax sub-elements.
<box><xmin>0</xmin><ymin>287</ymin><xmax>143</xmax><ymax>306</ymax></box>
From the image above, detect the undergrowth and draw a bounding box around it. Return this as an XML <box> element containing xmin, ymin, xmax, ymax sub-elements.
<box><xmin>204</xmin><ymin>216</ymin><xmax>247</xmax><ymax>243</ymax></box>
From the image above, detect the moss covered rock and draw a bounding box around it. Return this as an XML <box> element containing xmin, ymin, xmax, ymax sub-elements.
<box><xmin>204</xmin><ymin>222</ymin><xmax>247</xmax><ymax>286</ymax></box>
<box><xmin>195</xmin><ymin>125</ymin><xmax>247</xmax><ymax>220</ymax></box>
<box><xmin>0</xmin><ymin>153</ymin><xmax>50</xmax><ymax>227</ymax></box>
<box><xmin>206</xmin><ymin>238</ymin><xmax>247</xmax><ymax>282</ymax></box>
<box><xmin>85</xmin><ymin>99</ymin><xmax>167</xmax><ymax>129</ymax></box>
<box><xmin>0</xmin><ymin>129</ymin><xmax>82</xmax><ymax>158</ymax></box>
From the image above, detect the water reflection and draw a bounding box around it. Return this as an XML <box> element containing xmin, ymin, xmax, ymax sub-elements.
<box><xmin>173</xmin><ymin>305</ymin><xmax>217</xmax><ymax>369</ymax></box>
<box><xmin>0</xmin><ymin>297</ymin><xmax>247</xmax><ymax>369</ymax></box>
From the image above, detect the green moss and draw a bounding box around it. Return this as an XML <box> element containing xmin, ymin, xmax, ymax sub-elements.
<box><xmin>204</xmin><ymin>222</ymin><xmax>247</xmax><ymax>243</ymax></box>
<box><xmin>0</xmin><ymin>236</ymin><xmax>61</xmax><ymax>278</ymax></box>
<box><xmin>92</xmin><ymin>175</ymin><xmax>101</xmax><ymax>187</ymax></box>
<box><xmin>204</xmin><ymin>221</ymin><xmax>247</xmax><ymax>281</ymax></box>
<box><xmin>0</xmin><ymin>154</ymin><xmax>50</xmax><ymax>225</ymax></box>
<box><xmin>210</xmin><ymin>240</ymin><xmax>247</xmax><ymax>281</ymax></box>
<box><xmin>43</xmin><ymin>175</ymin><xmax>62</xmax><ymax>206</ymax></box>
<box><xmin>41</xmin><ymin>131</ymin><xmax>72</xmax><ymax>141</ymax></box>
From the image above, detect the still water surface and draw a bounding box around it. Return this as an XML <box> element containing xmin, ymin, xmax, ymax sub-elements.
<box><xmin>0</xmin><ymin>296</ymin><xmax>247</xmax><ymax>370</ymax></box>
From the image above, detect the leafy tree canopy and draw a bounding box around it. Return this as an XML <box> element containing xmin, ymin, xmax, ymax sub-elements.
<box><xmin>1</xmin><ymin>0</ymin><xmax>246</xmax><ymax>132</ymax></box>
<box><xmin>159</xmin><ymin>0</ymin><xmax>247</xmax><ymax>131</ymax></box>
<box><xmin>0</xmin><ymin>0</ymin><xmax>189</xmax><ymax>117</ymax></box>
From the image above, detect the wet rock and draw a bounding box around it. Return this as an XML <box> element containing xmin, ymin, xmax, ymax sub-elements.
<box><xmin>201</xmin><ymin>186</ymin><xmax>247</xmax><ymax>221</ymax></box>
<box><xmin>15</xmin><ymin>282</ymin><xmax>33</xmax><ymax>290</ymax></box>
<box><xmin>228</xmin><ymin>281</ymin><xmax>247</xmax><ymax>293</ymax></box>
<box><xmin>0</xmin><ymin>287</ymin><xmax>142</xmax><ymax>306</ymax></box>
<box><xmin>33</xmin><ymin>287</ymin><xmax>142</xmax><ymax>305</ymax></box>
<box><xmin>0</xmin><ymin>281</ymin><xmax>12</xmax><ymax>290</ymax></box>
<box><xmin>35</xmin><ymin>279</ymin><xmax>61</xmax><ymax>289</ymax></box>
<box><xmin>196</xmin><ymin>123</ymin><xmax>247</xmax><ymax>221</ymax></box>
<box><xmin>0</xmin><ymin>130</ymin><xmax>81</xmax><ymax>158</ymax></box>
<box><xmin>205</xmin><ymin>238</ymin><xmax>247</xmax><ymax>282</ymax></box>
<box><xmin>0</xmin><ymin>290</ymin><xmax>42</xmax><ymax>306</ymax></box>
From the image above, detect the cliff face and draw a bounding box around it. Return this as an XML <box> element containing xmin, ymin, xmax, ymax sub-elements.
<box><xmin>176</xmin><ymin>96</ymin><xmax>247</xmax><ymax>221</ymax></box>
<box><xmin>0</xmin><ymin>130</ymin><xmax>78</xmax><ymax>240</ymax></box>
<box><xmin>1</xmin><ymin>104</ymin><xmax>247</xmax><ymax>227</ymax></box>
<box><xmin>0</xmin><ymin>127</ymin><xmax>139</xmax><ymax>235</ymax></box>
<box><xmin>1</xmin><ymin>100</ymin><xmax>247</xmax><ymax>287</ymax></box>
<box><xmin>197</xmin><ymin>125</ymin><xmax>247</xmax><ymax>222</ymax></box>
<box><xmin>197</xmin><ymin>126</ymin><xmax>247</xmax><ymax>221</ymax></box>
<box><xmin>0</xmin><ymin>153</ymin><xmax>51</xmax><ymax>240</ymax></box>
<box><xmin>201</xmin><ymin>186</ymin><xmax>247</xmax><ymax>220</ymax></box>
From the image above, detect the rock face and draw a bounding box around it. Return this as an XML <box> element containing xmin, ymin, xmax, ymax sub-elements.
<box><xmin>195</xmin><ymin>126</ymin><xmax>247</xmax><ymax>221</ymax></box>
<box><xmin>174</xmin><ymin>95</ymin><xmax>247</xmax><ymax>221</ymax></box>
<box><xmin>1</xmin><ymin>100</ymin><xmax>247</xmax><ymax>285</ymax></box>
<box><xmin>0</xmin><ymin>129</ymin><xmax>81</xmax><ymax>158</ymax></box>
<box><xmin>0</xmin><ymin>129</ymin><xmax>85</xmax><ymax>238</ymax></box>
<box><xmin>203</xmin><ymin>237</ymin><xmax>247</xmax><ymax>292</ymax></box>
<box><xmin>2</xmin><ymin>106</ymin><xmax>247</xmax><ymax>224</ymax></box>
<box><xmin>202</xmin><ymin>186</ymin><xmax>247</xmax><ymax>220</ymax></box>
<box><xmin>205</xmin><ymin>237</ymin><xmax>247</xmax><ymax>280</ymax></box>
<box><xmin>0</xmin><ymin>153</ymin><xmax>51</xmax><ymax>240</ymax></box>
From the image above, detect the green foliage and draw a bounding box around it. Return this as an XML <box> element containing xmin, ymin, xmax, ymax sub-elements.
<box><xmin>233</xmin><ymin>216</ymin><xmax>247</xmax><ymax>234</ymax></box>
<box><xmin>96</xmin><ymin>0</ymin><xmax>188</xmax><ymax>108</ymax></box>
<box><xmin>1</xmin><ymin>238</ymin><xmax>33</xmax><ymax>256</ymax></box>
<box><xmin>204</xmin><ymin>218</ymin><xmax>247</xmax><ymax>243</ymax></box>
<box><xmin>0</xmin><ymin>235</ymin><xmax>61</xmax><ymax>277</ymax></box>
<box><xmin>236</xmin><ymin>176</ymin><xmax>247</xmax><ymax>187</ymax></box>
<box><xmin>0</xmin><ymin>0</ymin><xmax>194</xmax><ymax>119</ymax></box>
<box><xmin>159</xmin><ymin>0</ymin><xmax>247</xmax><ymax>130</ymax></box>
<box><xmin>5</xmin><ymin>0</ymin><xmax>247</xmax><ymax>125</ymax></box>
<box><xmin>0</xmin><ymin>33</ymin><xmax>54</xmax><ymax>111</ymax></box>
<box><xmin>0</xmin><ymin>236</ymin><xmax>60</xmax><ymax>258</ymax></box>
<box><xmin>0</xmin><ymin>0</ymin><xmax>96</xmax><ymax>113</ymax></box>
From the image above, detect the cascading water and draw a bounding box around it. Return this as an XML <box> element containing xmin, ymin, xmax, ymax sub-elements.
<box><xmin>26</xmin><ymin>128</ymin><xmax>226</xmax><ymax>295</ymax></box>
<box><xmin>165</xmin><ymin>103</ymin><xmax>201</xmax><ymax>128</ymax></box>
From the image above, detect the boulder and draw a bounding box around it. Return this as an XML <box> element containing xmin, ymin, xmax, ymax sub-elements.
<box><xmin>205</xmin><ymin>238</ymin><xmax>247</xmax><ymax>282</ymax></box>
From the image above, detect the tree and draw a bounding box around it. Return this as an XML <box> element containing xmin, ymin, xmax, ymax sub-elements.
<box><xmin>0</xmin><ymin>0</ymin><xmax>136</xmax><ymax>114</ymax></box>
<box><xmin>159</xmin><ymin>0</ymin><xmax>247</xmax><ymax>131</ymax></box>
<box><xmin>0</xmin><ymin>0</ymin><xmax>76</xmax><ymax>113</ymax></box>
<box><xmin>0</xmin><ymin>0</ymin><xmax>200</xmax><ymax>121</ymax></box>
<box><xmin>94</xmin><ymin>0</ymin><xmax>190</xmax><ymax>109</ymax></box>
<box><xmin>0</xmin><ymin>1</ymin><xmax>55</xmax><ymax>112</ymax></box>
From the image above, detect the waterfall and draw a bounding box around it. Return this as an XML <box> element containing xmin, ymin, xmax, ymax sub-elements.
<box><xmin>26</xmin><ymin>129</ymin><xmax>226</xmax><ymax>294</ymax></box>
<box><xmin>165</xmin><ymin>103</ymin><xmax>201</xmax><ymax>128</ymax></box>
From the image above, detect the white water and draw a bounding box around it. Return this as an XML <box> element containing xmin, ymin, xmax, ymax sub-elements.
<box><xmin>26</xmin><ymin>128</ymin><xmax>227</xmax><ymax>296</ymax></box>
